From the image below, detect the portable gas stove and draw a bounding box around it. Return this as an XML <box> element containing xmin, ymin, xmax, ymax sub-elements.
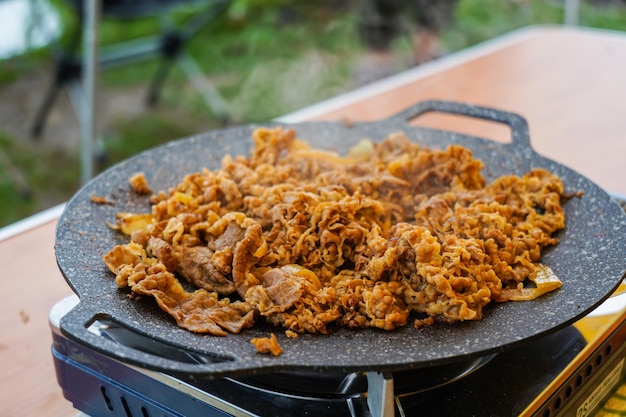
<box><xmin>48</xmin><ymin>102</ymin><xmax>626</xmax><ymax>417</ymax></box>
<box><xmin>50</xmin><ymin>283</ymin><xmax>626</xmax><ymax>417</ymax></box>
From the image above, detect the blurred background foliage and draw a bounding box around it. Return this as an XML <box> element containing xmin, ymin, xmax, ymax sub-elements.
<box><xmin>1</xmin><ymin>0</ymin><xmax>625</xmax><ymax>227</ymax></box>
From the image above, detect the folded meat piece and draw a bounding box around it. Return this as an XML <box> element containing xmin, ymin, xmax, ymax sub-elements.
<box><xmin>246</xmin><ymin>265</ymin><xmax>341</xmax><ymax>334</ymax></box>
<box><xmin>178</xmin><ymin>245</ymin><xmax>236</xmax><ymax>295</ymax></box>
<box><xmin>204</xmin><ymin>212</ymin><xmax>268</xmax><ymax>297</ymax></box>
<box><xmin>146</xmin><ymin>237</ymin><xmax>236</xmax><ymax>295</ymax></box>
<box><xmin>112</xmin><ymin>256</ymin><xmax>255</xmax><ymax>336</ymax></box>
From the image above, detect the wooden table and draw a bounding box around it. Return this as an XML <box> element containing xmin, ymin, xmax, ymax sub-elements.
<box><xmin>1</xmin><ymin>25</ymin><xmax>625</xmax><ymax>417</ymax></box>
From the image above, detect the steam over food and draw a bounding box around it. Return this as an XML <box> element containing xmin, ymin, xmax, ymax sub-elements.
<box><xmin>103</xmin><ymin>127</ymin><xmax>566</xmax><ymax>337</ymax></box>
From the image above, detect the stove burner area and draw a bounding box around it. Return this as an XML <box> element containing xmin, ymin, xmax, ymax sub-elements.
<box><xmin>181</xmin><ymin>326</ymin><xmax>586</xmax><ymax>417</ymax></box>
<box><xmin>225</xmin><ymin>356</ymin><xmax>495</xmax><ymax>417</ymax></box>
<box><xmin>230</xmin><ymin>355</ymin><xmax>493</xmax><ymax>399</ymax></box>
<box><xmin>50</xmin><ymin>296</ymin><xmax>594</xmax><ymax>417</ymax></box>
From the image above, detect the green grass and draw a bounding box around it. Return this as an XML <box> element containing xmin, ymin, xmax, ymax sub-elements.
<box><xmin>1</xmin><ymin>0</ymin><xmax>626</xmax><ymax>227</ymax></box>
<box><xmin>0</xmin><ymin>132</ymin><xmax>80</xmax><ymax>220</ymax></box>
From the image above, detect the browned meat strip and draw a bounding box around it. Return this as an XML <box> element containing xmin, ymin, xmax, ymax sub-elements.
<box><xmin>250</xmin><ymin>333</ymin><xmax>284</xmax><ymax>356</ymax></box>
<box><xmin>117</xmin><ymin>261</ymin><xmax>254</xmax><ymax>336</ymax></box>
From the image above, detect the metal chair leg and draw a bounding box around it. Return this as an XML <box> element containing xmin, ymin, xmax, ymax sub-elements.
<box><xmin>146</xmin><ymin>29</ymin><xmax>184</xmax><ymax>107</ymax></box>
<box><xmin>146</xmin><ymin>57</ymin><xmax>175</xmax><ymax>107</ymax></box>
<box><xmin>177</xmin><ymin>51</ymin><xmax>230</xmax><ymax>122</ymax></box>
<box><xmin>30</xmin><ymin>57</ymin><xmax>81</xmax><ymax>139</ymax></box>
<box><xmin>31</xmin><ymin>80</ymin><xmax>62</xmax><ymax>139</ymax></box>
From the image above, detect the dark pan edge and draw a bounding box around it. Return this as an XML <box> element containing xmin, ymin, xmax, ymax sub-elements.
<box><xmin>54</xmin><ymin>103</ymin><xmax>626</xmax><ymax>377</ymax></box>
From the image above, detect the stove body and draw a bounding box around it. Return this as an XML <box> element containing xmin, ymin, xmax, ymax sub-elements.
<box><xmin>50</xmin><ymin>292</ymin><xmax>626</xmax><ymax>417</ymax></box>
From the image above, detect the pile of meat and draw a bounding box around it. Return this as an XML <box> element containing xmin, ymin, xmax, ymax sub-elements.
<box><xmin>103</xmin><ymin>127</ymin><xmax>566</xmax><ymax>337</ymax></box>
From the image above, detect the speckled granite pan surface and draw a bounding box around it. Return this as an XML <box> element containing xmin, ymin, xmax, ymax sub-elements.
<box><xmin>55</xmin><ymin>100</ymin><xmax>626</xmax><ymax>377</ymax></box>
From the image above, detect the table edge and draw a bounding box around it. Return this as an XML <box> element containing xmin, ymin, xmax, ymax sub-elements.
<box><xmin>0</xmin><ymin>202</ymin><xmax>65</xmax><ymax>242</ymax></box>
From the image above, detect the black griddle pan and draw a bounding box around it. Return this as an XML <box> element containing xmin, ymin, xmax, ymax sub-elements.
<box><xmin>55</xmin><ymin>100</ymin><xmax>626</xmax><ymax>377</ymax></box>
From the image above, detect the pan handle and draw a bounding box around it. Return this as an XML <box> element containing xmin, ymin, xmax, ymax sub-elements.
<box><xmin>385</xmin><ymin>100</ymin><xmax>531</xmax><ymax>149</ymax></box>
<box><xmin>59</xmin><ymin>300</ymin><xmax>243</xmax><ymax>375</ymax></box>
